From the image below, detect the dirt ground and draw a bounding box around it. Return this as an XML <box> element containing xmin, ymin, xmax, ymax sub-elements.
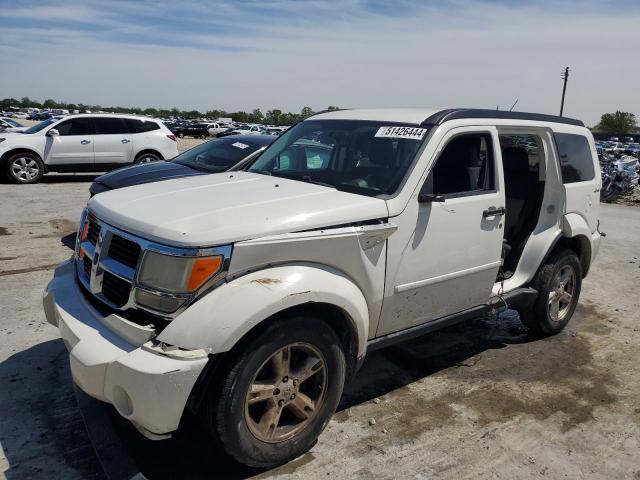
<box><xmin>0</xmin><ymin>175</ymin><xmax>639</xmax><ymax>479</ymax></box>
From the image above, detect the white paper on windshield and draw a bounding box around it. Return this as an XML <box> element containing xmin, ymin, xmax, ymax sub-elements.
<box><xmin>374</xmin><ymin>126</ymin><xmax>427</xmax><ymax>140</ymax></box>
<box><xmin>232</xmin><ymin>142</ymin><xmax>250</xmax><ymax>149</ymax></box>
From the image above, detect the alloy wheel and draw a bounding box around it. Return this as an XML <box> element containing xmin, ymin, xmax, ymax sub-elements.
<box><xmin>244</xmin><ymin>342</ymin><xmax>327</xmax><ymax>443</ymax></box>
<box><xmin>548</xmin><ymin>265</ymin><xmax>576</xmax><ymax>322</ymax></box>
<box><xmin>10</xmin><ymin>157</ymin><xmax>40</xmax><ymax>181</ymax></box>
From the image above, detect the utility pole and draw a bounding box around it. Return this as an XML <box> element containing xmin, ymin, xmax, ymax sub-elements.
<box><xmin>559</xmin><ymin>67</ymin><xmax>569</xmax><ymax>117</ymax></box>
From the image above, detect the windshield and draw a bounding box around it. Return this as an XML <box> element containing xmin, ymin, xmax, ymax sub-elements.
<box><xmin>22</xmin><ymin>118</ymin><xmax>56</xmax><ymax>134</ymax></box>
<box><xmin>173</xmin><ymin>138</ymin><xmax>262</xmax><ymax>173</ymax></box>
<box><xmin>3</xmin><ymin>118</ymin><xmax>22</xmax><ymax>127</ymax></box>
<box><xmin>249</xmin><ymin>120</ymin><xmax>428</xmax><ymax>197</ymax></box>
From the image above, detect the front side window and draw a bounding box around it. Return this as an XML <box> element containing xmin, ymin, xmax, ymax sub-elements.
<box><xmin>94</xmin><ymin>117</ymin><xmax>128</xmax><ymax>135</ymax></box>
<box><xmin>427</xmin><ymin>133</ymin><xmax>495</xmax><ymax>196</ymax></box>
<box><xmin>249</xmin><ymin>120</ymin><xmax>427</xmax><ymax>197</ymax></box>
<box><xmin>554</xmin><ymin>133</ymin><xmax>595</xmax><ymax>183</ymax></box>
<box><xmin>55</xmin><ymin>117</ymin><xmax>95</xmax><ymax>136</ymax></box>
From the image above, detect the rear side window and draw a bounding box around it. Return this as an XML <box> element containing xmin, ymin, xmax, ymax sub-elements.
<box><xmin>554</xmin><ymin>133</ymin><xmax>595</xmax><ymax>183</ymax></box>
<box><xmin>55</xmin><ymin>118</ymin><xmax>95</xmax><ymax>136</ymax></box>
<box><xmin>125</xmin><ymin>119</ymin><xmax>160</xmax><ymax>133</ymax></box>
<box><xmin>94</xmin><ymin>117</ymin><xmax>128</xmax><ymax>135</ymax></box>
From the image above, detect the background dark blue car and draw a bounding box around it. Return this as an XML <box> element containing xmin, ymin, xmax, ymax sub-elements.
<box><xmin>89</xmin><ymin>135</ymin><xmax>274</xmax><ymax>195</ymax></box>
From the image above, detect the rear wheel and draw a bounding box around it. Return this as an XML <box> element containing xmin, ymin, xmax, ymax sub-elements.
<box><xmin>204</xmin><ymin>316</ymin><xmax>346</xmax><ymax>468</ymax></box>
<box><xmin>134</xmin><ymin>152</ymin><xmax>161</xmax><ymax>164</ymax></box>
<box><xmin>5</xmin><ymin>152</ymin><xmax>44</xmax><ymax>184</ymax></box>
<box><xmin>177</xmin><ymin>132</ymin><xmax>185</xmax><ymax>138</ymax></box>
<box><xmin>518</xmin><ymin>248</ymin><xmax>582</xmax><ymax>335</ymax></box>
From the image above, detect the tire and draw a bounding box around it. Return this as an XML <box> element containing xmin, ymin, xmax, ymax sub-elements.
<box><xmin>134</xmin><ymin>152</ymin><xmax>161</xmax><ymax>164</ymax></box>
<box><xmin>204</xmin><ymin>315</ymin><xmax>346</xmax><ymax>468</ymax></box>
<box><xmin>5</xmin><ymin>152</ymin><xmax>44</xmax><ymax>184</ymax></box>
<box><xmin>177</xmin><ymin>132</ymin><xmax>185</xmax><ymax>138</ymax></box>
<box><xmin>199</xmin><ymin>133</ymin><xmax>207</xmax><ymax>139</ymax></box>
<box><xmin>518</xmin><ymin>248</ymin><xmax>582</xmax><ymax>335</ymax></box>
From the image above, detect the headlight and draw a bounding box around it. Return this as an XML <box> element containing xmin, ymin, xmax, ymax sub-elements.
<box><xmin>138</xmin><ymin>250</ymin><xmax>223</xmax><ymax>294</ymax></box>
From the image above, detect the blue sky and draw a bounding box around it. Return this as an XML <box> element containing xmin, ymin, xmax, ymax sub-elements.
<box><xmin>1</xmin><ymin>0</ymin><xmax>639</xmax><ymax>125</ymax></box>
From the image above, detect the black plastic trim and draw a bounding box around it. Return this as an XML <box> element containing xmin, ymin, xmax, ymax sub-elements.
<box><xmin>422</xmin><ymin>109</ymin><xmax>584</xmax><ymax>127</ymax></box>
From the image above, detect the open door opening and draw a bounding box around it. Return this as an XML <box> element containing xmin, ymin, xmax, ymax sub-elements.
<box><xmin>499</xmin><ymin>134</ymin><xmax>546</xmax><ymax>279</ymax></box>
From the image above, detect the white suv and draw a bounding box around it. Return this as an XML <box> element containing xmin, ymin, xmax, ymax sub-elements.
<box><xmin>0</xmin><ymin>114</ymin><xmax>178</xmax><ymax>183</ymax></box>
<box><xmin>44</xmin><ymin>108</ymin><xmax>601</xmax><ymax>467</ymax></box>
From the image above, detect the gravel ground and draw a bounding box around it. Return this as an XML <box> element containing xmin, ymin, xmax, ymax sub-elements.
<box><xmin>0</xmin><ymin>178</ymin><xmax>639</xmax><ymax>479</ymax></box>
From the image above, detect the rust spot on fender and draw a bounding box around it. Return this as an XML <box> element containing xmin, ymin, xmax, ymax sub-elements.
<box><xmin>251</xmin><ymin>278</ymin><xmax>282</xmax><ymax>286</ymax></box>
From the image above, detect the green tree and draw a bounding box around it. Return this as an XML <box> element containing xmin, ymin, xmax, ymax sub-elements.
<box><xmin>265</xmin><ymin>109</ymin><xmax>283</xmax><ymax>125</ymax></box>
<box><xmin>43</xmin><ymin>98</ymin><xmax>57</xmax><ymax>109</ymax></box>
<box><xmin>327</xmin><ymin>105</ymin><xmax>340</xmax><ymax>111</ymax></box>
<box><xmin>300</xmin><ymin>106</ymin><xmax>314</xmax><ymax>119</ymax></box>
<box><xmin>249</xmin><ymin>108</ymin><xmax>264</xmax><ymax>123</ymax></box>
<box><xmin>20</xmin><ymin>96</ymin><xmax>32</xmax><ymax>108</ymax></box>
<box><xmin>596</xmin><ymin>111</ymin><xmax>637</xmax><ymax>134</ymax></box>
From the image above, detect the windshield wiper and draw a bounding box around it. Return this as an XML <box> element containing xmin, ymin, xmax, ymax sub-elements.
<box><xmin>302</xmin><ymin>175</ymin><xmax>335</xmax><ymax>189</ymax></box>
<box><xmin>252</xmin><ymin>169</ymin><xmax>272</xmax><ymax>176</ymax></box>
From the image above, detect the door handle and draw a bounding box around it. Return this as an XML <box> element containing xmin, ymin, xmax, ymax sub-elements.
<box><xmin>121</xmin><ymin>139</ymin><xmax>131</xmax><ymax>144</ymax></box>
<box><xmin>483</xmin><ymin>207</ymin><xmax>506</xmax><ymax>218</ymax></box>
<box><xmin>80</xmin><ymin>140</ymin><xmax>91</xmax><ymax>145</ymax></box>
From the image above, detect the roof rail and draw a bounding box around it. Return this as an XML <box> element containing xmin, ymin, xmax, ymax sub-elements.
<box><xmin>422</xmin><ymin>109</ymin><xmax>584</xmax><ymax>127</ymax></box>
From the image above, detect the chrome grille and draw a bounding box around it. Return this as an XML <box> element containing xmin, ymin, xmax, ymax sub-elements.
<box><xmin>75</xmin><ymin>211</ymin><xmax>232</xmax><ymax>319</ymax></box>
<box><xmin>101</xmin><ymin>271</ymin><xmax>131</xmax><ymax>307</ymax></box>
<box><xmin>87</xmin><ymin>219</ymin><xmax>100</xmax><ymax>245</ymax></box>
<box><xmin>108</xmin><ymin>234</ymin><xmax>141</xmax><ymax>269</ymax></box>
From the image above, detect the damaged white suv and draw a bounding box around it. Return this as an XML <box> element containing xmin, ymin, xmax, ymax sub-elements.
<box><xmin>44</xmin><ymin>108</ymin><xmax>601</xmax><ymax>467</ymax></box>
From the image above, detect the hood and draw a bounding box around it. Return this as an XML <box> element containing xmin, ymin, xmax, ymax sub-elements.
<box><xmin>88</xmin><ymin>171</ymin><xmax>389</xmax><ymax>247</ymax></box>
<box><xmin>94</xmin><ymin>161</ymin><xmax>203</xmax><ymax>190</ymax></box>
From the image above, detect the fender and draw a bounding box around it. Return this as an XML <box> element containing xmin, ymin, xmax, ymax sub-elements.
<box><xmin>157</xmin><ymin>263</ymin><xmax>370</xmax><ymax>358</ymax></box>
<box><xmin>561</xmin><ymin>212</ymin><xmax>597</xmax><ymax>274</ymax></box>
<box><xmin>562</xmin><ymin>212</ymin><xmax>592</xmax><ymax>239</ymax></box>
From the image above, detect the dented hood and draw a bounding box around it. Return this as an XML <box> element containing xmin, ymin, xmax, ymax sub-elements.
<box><xmin>88</xmin><ymin>171</ymin><xmax>388</xmax><ymax>247</ymax></box>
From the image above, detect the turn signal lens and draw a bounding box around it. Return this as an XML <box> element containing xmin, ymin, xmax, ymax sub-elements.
<box><xmin>81</xmin><ymin>222</ymin><xmax>89</xmax><ymax>241</ymax></box>
<box><xmin>187</xmin><ymin>257</ymin><xmax>223</xmax><ymax>291</ymax></box>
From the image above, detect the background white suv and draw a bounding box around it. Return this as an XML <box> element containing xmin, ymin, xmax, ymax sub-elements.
<box><xmin>0</xmin><ymin>114</ymin><xmax>179</xmax><ymax>183</ymax></box>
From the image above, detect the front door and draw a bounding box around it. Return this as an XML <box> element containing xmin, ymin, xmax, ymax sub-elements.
<box><xmin>92</xmin><ymin>117</ymin><xmax>133</xmax><ymax>166</ymax></box>
<box><xmin>378</xmin><ymin>127</ymin><xmax>506</xmax><ymax>336</ymax></box>
<box><xmin>44</xmin><ymin>117</ymin><xmax>95</xmax><ymax>167</ymax></box>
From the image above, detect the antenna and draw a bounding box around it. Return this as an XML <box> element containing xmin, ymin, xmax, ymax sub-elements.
<box><xmin>560</xmin><ymin>67</ymin><xmax>570</xmax><ymax>116</ymax></box>
<box><xmin>509</xmin><ymin>99</ymin><xmax>518</xmax><ymax>112</ymax></box>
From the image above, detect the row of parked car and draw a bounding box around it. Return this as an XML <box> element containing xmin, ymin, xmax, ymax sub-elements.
<box><xmin>163</xmin><ymin>120</ymin><xmax>287</xmax><ymax>139</ymax></box>
<box><xmin>595</xmin><ymin>138</ymin><xmax>640</xmax><ymax>158</ymax></box>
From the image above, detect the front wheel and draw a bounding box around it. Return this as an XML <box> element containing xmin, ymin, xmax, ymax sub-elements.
<box><xmin>518</xmin><ymin>248</ymin><xmax>582</xmax><ymax>335</ymax></box>
<box><xmin>204</xmin><ymin>316</ymin><xmax>346</xmax><ymax>468</ymax></box>
<box><xmin>5</xmin><ymin>152</ymin><xmax>44</xmax><ymax>184</ymax></box>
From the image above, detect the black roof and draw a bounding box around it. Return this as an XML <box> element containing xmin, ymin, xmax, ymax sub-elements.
<box><xmin>422</xmin><ymin>109</ymin><xmax>584</xmax><ymax>127</ymax></box>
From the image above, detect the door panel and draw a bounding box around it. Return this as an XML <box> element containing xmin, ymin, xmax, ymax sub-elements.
<box><xmin>93</xmin><ymin>117</ymin><xmax>133</xmax><ymax>165</ymax></box>
<box><xmin>93</xmin><ymin>134</ymin><xmax>133</xmax><ymax>164</ymax></box>
<box><xmin>44</xmin><ymin>117</ymin><xmax>95</xmax><ymax>166</ymax></box>
<box><xmin>377</xmin><ymin>127</ymin><xmax>505</xmax><ymax>336</ymax></box>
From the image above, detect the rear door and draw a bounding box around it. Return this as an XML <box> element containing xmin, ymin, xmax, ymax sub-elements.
<box><xmin>93</xmin><ymin>117</ymin><xmax>133</xmax><ymax>166</ymax></box>
<box><xmin>44</xmin><ymin>117</ymin><xmax>95</xmax><ymax>167</ymax></box>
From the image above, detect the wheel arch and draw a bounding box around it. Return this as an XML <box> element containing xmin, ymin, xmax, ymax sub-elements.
<box><xmin>134</xmin><ymin>149</ymin><xmax>164</xmax><ymax>162</ymax></box>
<box><xmin>157</xmin><ymin>264</ymin><xmax>370</xmax><ymax>372</ymax></box>
<box><xmin>1</xmin><ymin>147</ymin><xmax>44</xmax><ymax>165</ymax></box>
<box><xmin>558</xmin><ymin>213</ymin><xmax>594</xmax><ymax>277</ymax></box>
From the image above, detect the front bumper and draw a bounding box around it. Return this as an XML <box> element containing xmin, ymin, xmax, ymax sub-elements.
<box><xmin>43</xmin><ymin>260</ymin><xmax>208</xmax><ymax>436</ymax></box>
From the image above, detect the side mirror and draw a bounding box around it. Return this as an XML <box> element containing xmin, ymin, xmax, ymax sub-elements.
<box><xmin>47</xmin><ymin>128</ymin><xmax>59</xmax><ymax>137</ymax></box>
<box><xmin>418</xmin><ymin>193</ymin><xmax>445</xmax><ymax>203</ymax></box>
